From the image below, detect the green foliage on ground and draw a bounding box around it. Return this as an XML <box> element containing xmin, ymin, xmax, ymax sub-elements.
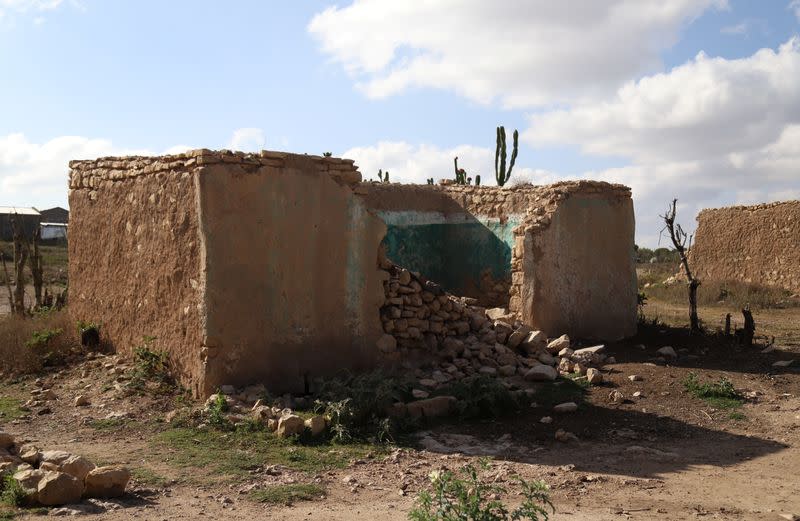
<box><xmin>129</xmin><ymin>336</ymin><xmax>176</xmax><ymax>394</ymax></box>
<box><xmin>408</xmin><ymin>461</ymin><xmax>553</xmax><ymax>521</ymax></box>
<box><xmin>683</xmin><ymin>373</ymin><xmax>744</xmax><ymax>409</ymax></box>
<box><xmin>0</xmin><ymin>476</ymin><xmax>26</xmax><ymax>507</ymax></box>
<box><xmin>250</xmin><ymin>483</ymin><xmax>326</xmax><ymax>505</ymax></box>
<box><xmin>435</xmin><ymin>375</ymin><xmax>527</xmax><ymax>420</ymax></box>
<box><xmin>155</xmin><ymin>426</ymin><xmax>380</xmax><ymax>482</ymax></box>
<box><xmin>0</xmin><ymin>397</ymin><xmax>25</xmax><ymax>420</ymax></box>
<box><xmin>24</xmin><ymin>328</ymin><xmax>63</xmax><ymax>349</ymax></box>
<box><xmin>532</xmin><ymin>378</ymin><xmax>588</xmax><ymax>409</ymax></box>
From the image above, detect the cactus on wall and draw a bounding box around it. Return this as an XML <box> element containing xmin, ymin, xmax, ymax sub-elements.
<box><xmin>378</xmin><ymin>169</ymin><xmax>389</xmax><ymax>183</ymax></box>
<box><xmin>494</xmin><ymin>126</ymin><xmax>518</xmax><ymax>187</ymax></box>
<box><xmin>426</xmin><ymin>178</ymin><xmax>434</xmax><ymax>185</ymax></box>
<box><xmin>475</xmin><ymin>174</ymin><xmax>481</xmax><ymax>186</ymax></box>
<box><xmin>453</xmin><ymin>157</ymin><xmax>468</xmax><ymax>185</ymax></box>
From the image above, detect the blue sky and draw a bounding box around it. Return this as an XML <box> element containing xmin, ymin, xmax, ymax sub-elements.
<box><xmin>1</xmin><ymin>0</ymin><xmax>798</xmax><ymax>246</ymax></box>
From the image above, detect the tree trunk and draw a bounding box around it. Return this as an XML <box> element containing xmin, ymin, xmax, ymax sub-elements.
<box><xmin>30</xmin><ymin>227</ymin><xmax>43</xmax><ymax>308</ymax></box>
<box><xmin>1</xmin><ymin>253</ymin><xmax>14</xmax><ymax>313</ymax></box>
<box><xmin>741</xmin><ymin>307</ymin><xmax>755</xmax><ymax>348</ymax></box>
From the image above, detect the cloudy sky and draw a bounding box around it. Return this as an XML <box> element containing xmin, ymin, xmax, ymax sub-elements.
<box><xmin>1</xmin><ymin>1</ymin><xmax>798</xmax><ymax>246</ymax></box>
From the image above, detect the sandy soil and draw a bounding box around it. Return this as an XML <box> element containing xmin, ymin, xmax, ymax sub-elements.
<box><xmin>3</xmin><ymin>300</ymin><xmax>799</xmax><ymax>520</ymax></box>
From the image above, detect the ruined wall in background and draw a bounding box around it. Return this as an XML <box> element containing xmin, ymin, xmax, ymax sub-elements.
<box><xmin>691</xmin><ymin>201</ymin><xmax>800</xmax><ymax>293</ymax></box>
<box><xmin>68</xmin><ymin>158</ymin><xmax>207</xmax><ymax>395</ymax></box>
<box><xmin>198</xmin><ymin>153</ymin><xmax>387</xmax><ymax>395</ymax></box>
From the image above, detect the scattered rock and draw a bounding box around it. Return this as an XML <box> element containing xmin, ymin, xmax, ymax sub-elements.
<box><xmin>555</xmin><ymin>429</ymin><xmax>578</xmax><ymax>442</ymax></box>
<box><xmin>586</xmin><ymin>368</ymin><xmax>603</xmax><ymax>384</ymax></box>
<box><xmin>524</xmin><ymin>364</ymin><xmax>557</xmax><ymax>381</ymax></box>
<box><xmin>609</xmin><ymin>390</ymin><xmax>625</xmax><ymax>403</ymax></box>
<box><xmin>633</xmin><ymin>391</ymin><xmax>643</xmax><ymax>398</ymax></box>
<box><xmin>304</xmin><ymin>416</ymin><xmax>326</xmax><ymax>437</ymax></box>
<box><xmin>773</xmin><ymin>360</ymin><xmax>795</xmax><ymax>368</ymax></box>
<box><xmin>37</xmin><ymin>471</ymin><xmax>83</xmax><ymax>506</ymax></box>
<box><xmin>553</xmin><ymin>402</ymin><xmax>578</xmax><ymax>413</ymax></box>
<box><xmin>656</xmin><ymin>346</ymin><xmax>677</xmax><ymax>359</ymax></box>
<box><xmin>628</xmin><ymin>375</ymin><xmax>642</xmax><ymax>382</ymax></box>
<box><xmin>73</xmin><ymin>395</ymin><xmax>89</xmax><ymax>407</ymax></box>
<box><xmin>84</xmin><ymin>466</ymin><xmax>131</xmax><ymax>498</ymax></box>
<box><xmin>411</xmin><ymin>389</ymin><xmax>429</xmax><ymax>399</ymax></box>
<box><xmin>547</xmin><ymin>334</ymin><xmax>570</xmax><ymax>353</ymax></box>
<box><xmin>60</xmin><ymin>455</ymin><xmax>96</xmax><ymax>481</ymax></box>
<box><xmin>540</xmin><ymin>416</ymin><xmax>553</xmax><ymax>424</ymax></box>
<box><xmin>406</xmin><ymin>396</ymin><xmax>457</xmax><ymax>419</ymax></box>
<box><xmin>276</xmin><ymin>414</ymin><xmax>305</xmax><ymax>437</ymax></box>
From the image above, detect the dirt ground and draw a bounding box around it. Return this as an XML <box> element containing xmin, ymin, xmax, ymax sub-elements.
<box><xmin>2</xmin><ymin>299</ymin><xmax>799</xmax><ymax>520</ymax></box>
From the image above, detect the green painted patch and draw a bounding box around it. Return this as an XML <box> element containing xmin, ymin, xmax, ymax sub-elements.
<box><xmin>380</xmin><ymin>212</ymin><xmax>518</xmax><ymax>296</ymax></box>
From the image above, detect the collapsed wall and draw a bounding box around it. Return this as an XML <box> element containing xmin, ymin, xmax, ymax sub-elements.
<box><xmin>691</xmin><ymin>200</ymin><xmax>800</xmax><ymax>293</ymax></box>
<box><xmin>69</xmin><ymin>150</ymin><xmax>386</xmax><ymax>396</ymax></box>
<box><xmin>362</xmin><ymin>181</ymin><xmax>637</xmax><ymax>340</ymax></box>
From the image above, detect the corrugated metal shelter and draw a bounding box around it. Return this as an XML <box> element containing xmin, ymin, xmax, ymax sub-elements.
<box><xmin>0</xmin><ymin>206</ymin><xmax>41</xmax><ymax>241</ymax></box>
<box><xmin>41</xmin><ymin>222</ymin><xmax>68</xmax><ymax>241</ymax></box>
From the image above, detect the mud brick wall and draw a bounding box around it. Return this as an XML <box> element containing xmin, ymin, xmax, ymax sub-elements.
<box><xmin>691</xmin><ymin>200</ymin><xmax>800</xmax><ymax>293</ymax></box>
<box><xmin>69</xmin><ymin>150</ymin><xmax>384</xmax><ymax>396</ymax></box>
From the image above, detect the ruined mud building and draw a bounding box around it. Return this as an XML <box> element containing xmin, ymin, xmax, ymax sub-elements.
<box><xmin>68</xmin><ymin>150</ymin><xmax>637</xmax><ymax>396</ymax></box>
<box><xmin>691</xmin><ymin>200</ymin><xmax>800</xmax><ymax>293</ymax></box>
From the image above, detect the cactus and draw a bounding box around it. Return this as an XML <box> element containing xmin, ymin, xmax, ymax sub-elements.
<box><xmin>323</xmin><ymin>151</ymin><xmax>332</xmax><ymax>157</ymax></box>
<box><xmin>453</xmin><ymin>157</ymin><xmax>468</xmax><ymax>184</ymax></box>
<box><xmin>494</xmin><ymin>126</ymin><xmax>518</xmax><ymax>187</ymax></box>
<box><xmin>475</xmin><ymin>174</ymin><xmax>481</xmax><ymax>186</ymax></box>
<box><xmin>427</xmin><ymin>178</ymin><xmax>434</xmax><ymax>185</ymax></box>
<box><xmin>378</xmin><ymin>169</ymin><xmax>389</xmax><ymax>183</ymax></box>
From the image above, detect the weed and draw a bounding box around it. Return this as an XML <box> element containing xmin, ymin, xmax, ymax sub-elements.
<box><xmin>131</xmin><ymin>467</ymin><xmax>170</xmax><ymax>487</ymax></box>
<box><xmin>250</xmin><ymin>483</ymin><xmax>326</xmax><ymax>505</ymax></box>
<box><xmin>409</xmin><ymin>460</ymin><xmax>553</xmax><ymax>521</ymax></box>
<box><xmin>0</xmin><ymin>398</ymin><xmax>25</xmax><ymax>420</ymax></box>
<box><xmin>155</xmin><ymin>427</ymin><xmax>379</xmax><ymax>482</ymax></box>
<box><xmin>533</xmin><ymin>378</ymin><xmax>587</xmax><ymax>409</ymax></box>
<box><xmin>24</xmin><ymin>328</ymin><xmax>62</xmax><ymax>349</ymax></box>
<box><xmin>683</xmin><ymin>373</ymin><xmax>744</xmax><ymax>409</ymax></box>
<box><xmin>0</xmin><ymin>476</ymin><xmax>26</xmax><ymax>507</ymax></box>
<box><xmin>436</xmin><ymin>375</ymin><xmax>526</xmax><ymax>420</ymax></box>
<box><xmin>314</xmin><ymin>370</ymin><xmax>413</xmax><ymax>442</ymax></box>
<box><xmin>728</xmin><ymin>411</ymin><xmax>746</xmax><ymax>421</ymax></box>
<box><xmin>129</xmin><ymin>337</ymin><xmax>175</xmax><ymax>394</ymax></box>
<box><xmin>0</xmin><ymin>309</ymin><xmax>77</xmax><ymax>374</ymax></box>
<box><xmin>207</xmin><ymin>392</ymin><xmax>231</xmax><ymax>430</ymax></box>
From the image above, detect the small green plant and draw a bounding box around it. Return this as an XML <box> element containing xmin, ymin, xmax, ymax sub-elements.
<box><xmin>494</xmin><ymin>126</ymin><xmax>518</xmax><ymax>187</ymax></box>
<box><xmin>323</xmin><ymin>152</ymin><xmax>332</xmax><ymax>157</ymax></box>
<box><xmin>683</xmin><ymin>373</ymin><xmax>743</xmax><ymax>409</ymax></box>
<box><xmin>436</xmin><ymin>375</ymin><xmax>525</xmax><ymax>420</ymax></box>
<box><xmin>130</xmin><ymin>336</ymin><xmax>174</xmax><ymax>394</ymax></box>
<box><xmin>250</xmin><ymin>483</ymin><xmax>326</xmax><ymax>505</ymax></box>
<box><xmin>378</xmin><ymin>169</ymin><xmax>390</xmax><ymax>183</ymax></box>
<box><xmin>207</xmin><ymin>391</ymin><xmax>231</xmax><ymax>429</ymax></box>
<box><xmin>75</xmin><ymin>320</ymin><xmax>100</xmax><ymax>334</ymax></box>
<box><xmin>0</xmin><ymin>475</ymin><xmax>26</xmax><ymax>507</ymax></box>
<box><xmin>409</xmin><ymin>461</ymin><xmax>553</xmax><ymax>521</ymax></box>
<box><xmin>728</xmin><ymin>411</ymin><xmax>746</xmax><ymax>421</ymax></box>
<box><xmin>24</xmin><ymin>328</ymin><xmax>62</xmax><ymax>349</ymax></box>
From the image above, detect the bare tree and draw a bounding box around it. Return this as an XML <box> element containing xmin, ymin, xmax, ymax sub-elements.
<box><xmin>661</xmin><ymin>199</ymin><xmax>701</xmax><ymax>333</ymax></box>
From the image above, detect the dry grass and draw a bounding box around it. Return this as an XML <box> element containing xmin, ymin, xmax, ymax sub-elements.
<box><xmin>638</xmin><ymin>262</ymin><xmax>798</xmax><ymax>310</ymax></box>
<box><xmin>0</xmin><ymin>309</ymin><xmax>80</xmax><ymax>375</ymax></box>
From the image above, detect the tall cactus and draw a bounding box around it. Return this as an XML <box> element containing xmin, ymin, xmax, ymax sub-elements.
<box><xmin>453</xmin><ymin>156</ymin><xmax>468</xmax><ymax>184</ymax></box>
<box><xmin>494</xmin><ymin>126</ymin><xmax>518</xmax><ymax>187</ymax></box>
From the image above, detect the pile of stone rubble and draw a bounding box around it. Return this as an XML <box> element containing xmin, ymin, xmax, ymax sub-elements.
<box><xmin>378</xmin><ymin>265</ymin><xmax>614</xmax><ymax>393</ymax></box>
<box><xmin>0</xmin><ymin>431</ymin><xmax>130</xmax><ymax>507</ymax></box>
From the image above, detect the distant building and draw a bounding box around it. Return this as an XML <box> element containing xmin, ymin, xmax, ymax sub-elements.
<box><xmin>41</xmin><ymin>222</ymin><xmax>68</xmax><ymax>242</ymax></box>
<box><xmin>39</xmin><ymin>206</ymin><xmax>69</xmax><ymax>224</ymax></box>
<box><xmin>0</xmin><ymin>206</ymin><xmax>41</xmax><ymax>242</ymax></box>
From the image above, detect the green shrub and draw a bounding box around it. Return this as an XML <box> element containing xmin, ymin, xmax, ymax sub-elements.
<box><xmin>24</xmin><ymin>328</ymin><xmax>62</xmax><ymax>349</ymax></box>
<box><xmin>435</xmin><ymin>375</ymin><xmax>525</xmax><ymax>420</ymax></box>
<box><xmin>207</xmin><ymin>392</ymin><xmax>231</xmax><ymax>430</ymax></box>
<box><xmin>0</xmin><ymin>476</ymin><xmax>26</xmax><ymax>507</ymax></box>
<box><xmin>683</xmin><ymin>373</ymin><xmax>743</xmax><ymax>409</ymax></box>
<box><xmin>409</xmin><ymin>461</ymin><xmax>553</xmax><ymax>521</ymax></box>
<box><xmin>130</xmin><ymin>336</ymin><xmax>175</xmax><ymax>394</ymax></box>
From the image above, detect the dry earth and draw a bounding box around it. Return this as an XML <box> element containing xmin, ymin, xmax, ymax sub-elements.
<box><xmin>2</xmin><ymin>299</ymin><xmax>799</xmax><ymax>520</ymax></box>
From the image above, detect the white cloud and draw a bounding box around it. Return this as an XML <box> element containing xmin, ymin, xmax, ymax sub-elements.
<box><xmin>0</xmin><ymin>133</ymin><xmax>146</xmax><ymax>209</ymax></box>
<box><xmin>227</xmin><ymin>127</ymin><xmax>266</xmax><ymax>152</ymax></box>
<box><xmin>720</xmin><ymin>22</ymin><xmax>748</xmax><ymax>35</ymax></box>
<box><xmin>342</xmin><ymin>141</ymin><xmax>555</xmax><ymax>186</ymax></box>
<box><xmin>309</xmin><ymin>0</ymin><xmax>727</xmax><ymax>108</ymax></box>
<box><xmin>790</xmin><ymin>0</ymin><xmax>800</xmax><ymax>22</ymax></box>
<box><xmin>0</xmin><ymin>129</ymin><xmax>261</xmax><ymax>210</ymax></box>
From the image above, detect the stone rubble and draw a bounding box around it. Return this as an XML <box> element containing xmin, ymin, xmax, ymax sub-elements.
<box><xmin>0</xmin><ymin>431</ymin><xmax>130</xmax><ymax>507</ymax></box>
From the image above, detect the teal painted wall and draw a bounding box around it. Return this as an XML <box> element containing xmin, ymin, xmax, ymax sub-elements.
<box><xmin>378</xmin><ymin>211</ymin><xmax>519</xmax><ymax>296</ymax></box>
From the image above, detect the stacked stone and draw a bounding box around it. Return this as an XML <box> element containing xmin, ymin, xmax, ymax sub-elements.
<box><xmin>0</xmin><ymin>431</ymin><xmax>130</xmax><ymax>507</ymax></box>
<box><xmin>68</xmin><ymin>149</ymin><xmax>362</xmax><ymax>193</ymax></box>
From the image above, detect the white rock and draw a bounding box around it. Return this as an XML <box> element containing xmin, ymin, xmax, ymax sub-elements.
<box><xmin>73</xmin><ymin>395</ymin><xmax>89</xmax><ymax>407</ymax></box>
<box><xmin>60</xmin><ymin>455</ymin><xmax>96</xmax><ymax>481</ymax></box>
<box><xmin>573</xmin><ymin>345</ymin><xmax>606</xmax><ymax>357</ymax></box>
<box><xmin>555</xmin><ymin>429</ymin><xmax>578</xmax><ymax>442</ymax></box>
<box><xmin>558</xmin><ymin>347</ymin><xmax>574</xmax><ymax>358</ymax></box>
<box><xmin>553</xmin><ymin>402</ymin><xmax>578</xmax><ymax>413</ymax></box>
<box><xmin>304</xmin><ymin>416</ymin><xmax>326</xmax><ymax>437</ymax></box>
<box><xmin>633</xmin><ymin>391</ymin><xmax>644</xmax><ymax>398</ymax></box>
<box><xmin>276</xmin><ymin>414</ymin><xmax>305</xmax><ymax>437</ymax></box>
<box><xmin>628</xmin><ymin>375</ymin><xmax>642</xmax><ymax>382</ymax></box>
<box><xmin>524</xmin><ymin>365</ymin><xmax>558</xmax><ymax>381</ymax></box>
<box><xmin>540</xmin><ymin>416</ymin><xmax>553</xmax><ymax>424</ymax></box>
<box><xmin>411</xmin><ymin>389</ymin><xmax>429</xmax><ymax>399</ymax></box>
<box><xmin>546</xmin><ymin>334</ymin><xmax>570</xmax><ymax>353</ymax></box>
